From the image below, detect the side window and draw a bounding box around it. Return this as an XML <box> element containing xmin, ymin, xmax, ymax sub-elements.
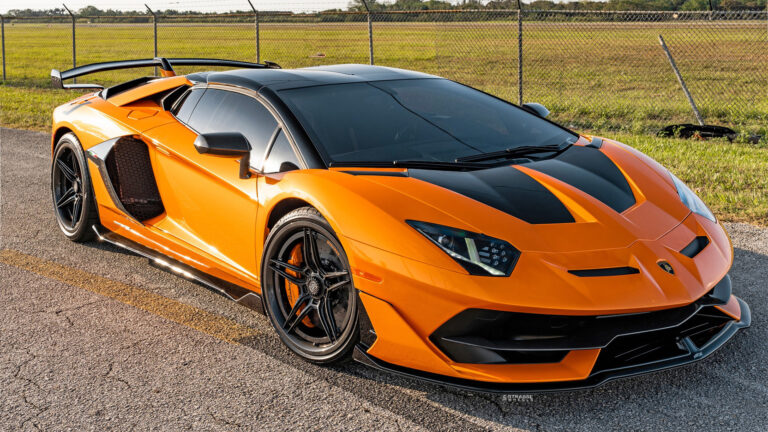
<box><xmin>262</xmin><ymin>129</ymin><xmax>300</xmax><ymax>173</ymax></box>
<box><xmin>186</xmin><ymin>89</ymin><xmax>278</xmax><ymax>168</ymax></box>
<box><xmin>173</xmin><ymin>88</ymin><xmax>204</xmax><ymax>123</ymax></box>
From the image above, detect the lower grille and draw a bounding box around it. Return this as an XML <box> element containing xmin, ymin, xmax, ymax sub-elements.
<box><xmin>592</xmin><ymin>306</ymin><xmax>733</xmax><ymax>373</ymax></box>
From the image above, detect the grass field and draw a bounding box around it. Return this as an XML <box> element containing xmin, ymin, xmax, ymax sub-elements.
<box><xmin>1</xmin><ymin>20</ymin><xmax>766</xmax><ymax>132</ymax></box>
<box><xmin>0</xmin><ymin>20</ymin><xmax>766</xmax><ymax>224</ymax></box>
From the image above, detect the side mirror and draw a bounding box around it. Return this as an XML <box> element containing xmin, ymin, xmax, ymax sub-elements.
<box><xmin>194</xmin><ymin>132</ymin><xmax>253</xmax><ymax>179</ymax></box>
<box><xmin>521</xmin><ymin>103</ymin><xmax>550</xmax><ymax>118</ymax></box>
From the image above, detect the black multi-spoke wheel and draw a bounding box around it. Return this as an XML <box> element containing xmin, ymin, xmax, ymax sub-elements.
<box><xmin>51</xmin><ymin>133</ymin><xmax>98</xmax><ymax>242</ymax></box>
<box><xmin>262</xmin><ymin>207</ymin><xmax>359</xmax><ymax>363</ymax></box>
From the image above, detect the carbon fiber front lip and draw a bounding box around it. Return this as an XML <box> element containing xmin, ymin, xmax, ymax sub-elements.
<box><xmin>352</xmin><ymin>297</ymin><xmax>751</xmax><ymax>394</ymax></box>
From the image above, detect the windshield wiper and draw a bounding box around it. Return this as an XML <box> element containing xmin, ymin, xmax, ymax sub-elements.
<box><xmin>329</xmin><ymin>160</ymin><xmax>493</xmax><ymax>171</ymax></box>
<box><xmin>456</xmin><ymin>143</ymin><xmax>570</xmax><ymax>163</ymax></box>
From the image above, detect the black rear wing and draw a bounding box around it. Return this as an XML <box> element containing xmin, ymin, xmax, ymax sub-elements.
<box><xmin>51</xmin><ymin>57</ymin><xmax>281</xmax><ymax>90</ymax></box>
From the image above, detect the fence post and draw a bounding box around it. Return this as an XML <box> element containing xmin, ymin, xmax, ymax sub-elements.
<box><xmin>659</xmin><ymin>35</ymin><xmax>704</xmax><ymax>126</ymax></box>
<box><xmin>246</xmin><ymin>0</ymin><xmax>260</xmax><ymax>63</ymax></box>
<box><xmin>145</xmin><ymin>4</ymin><xmax>158</xmax><ymax>75</ymax></box>
<box><xmin>517</xmin><ymin>7</ymin><xmax>523</xmax><ymax>105</ymax></box>
<box><xmin>63</xmin><ymin>4</ymin><xmax>75</xmax><ymax>82</ymax></box>
<box><xmin>361</xmin><ymin>0</ymin><xmax>374</xmax><ymax>65</ymax></box>
<box><xmin>1</xmin><ymin>14</ymin><xmax>5</xmax><ymax>81</ymax></box>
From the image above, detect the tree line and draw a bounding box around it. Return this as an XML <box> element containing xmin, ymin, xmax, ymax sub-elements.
<box><xmin>4</xmin><ymin>0</ymin><xmax>767</xmax><ymax>18</ymax></box>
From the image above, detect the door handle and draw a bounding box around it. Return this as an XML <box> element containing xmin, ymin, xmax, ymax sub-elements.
<box><xmin>155</xmin><ymin>145</ymin><xmax>171</xmax><ymax>156</ymax></box>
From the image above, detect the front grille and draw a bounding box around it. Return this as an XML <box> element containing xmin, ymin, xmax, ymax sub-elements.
<box><xmin>430</xmin><ymin>275</ymin><xmax>733</xmax><ymax>365</ymax></box>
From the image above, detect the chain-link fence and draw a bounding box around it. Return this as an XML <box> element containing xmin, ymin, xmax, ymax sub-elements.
<box><xmin>1</xmin><ymin>9</ymin><xmax>766</xmax><ymax>133</ymax></box>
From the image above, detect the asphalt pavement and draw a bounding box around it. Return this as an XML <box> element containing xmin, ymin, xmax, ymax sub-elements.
<box><xmin>1</xmin><ymin>127</ymin><xmax>766</xmax><ymax>431</ymax></box>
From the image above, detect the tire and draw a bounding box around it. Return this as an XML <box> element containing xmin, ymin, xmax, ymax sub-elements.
<box><xmin>51</xmin><ymin>132</ymin><xmax>99</xmax><ymax>242</ymax></box>
<box><xmin>261</xmin><ymin>207</ymin><xmax>359</xmax><ymax>364</ymax></box>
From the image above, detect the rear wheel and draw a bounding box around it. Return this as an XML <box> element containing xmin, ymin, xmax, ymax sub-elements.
<box><xmin>51</xmin><ymin>133</ymin><xmax>98</xmax><ymax>242</ymax></box>
<box><xmin>261</xmin><ymin>207</ymin><xmax>358</xmax><ymax>364</ymax></box>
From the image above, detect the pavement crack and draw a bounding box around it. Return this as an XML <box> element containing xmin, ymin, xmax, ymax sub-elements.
<box><xmin>13</xmin><ymin>348</ymin><xmax>43</xmax><ymax>392</ymax></box>
<box><xmin>208</xmin><ymin>410</ymin><xmax>242</xmax><ymax>429</ymax></box>
<box><xmin>16</xmin><ymin>348</ymin><xmax>49</xmax><ymax>432</ymax></box>
<box><xmin>52</xmin><ymin>299</ymin><xmax>105</xmax><ymax>327</ymax></box>
<box><xmin>103</xmin><ymin>362</ymin><xmax>132</xmax><ymax>389</ymax></box>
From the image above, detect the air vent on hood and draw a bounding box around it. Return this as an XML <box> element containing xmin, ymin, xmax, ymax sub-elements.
<box><xmin>568</xmin><ymin>267</ymin><xmax>640</xmax><ymax>277</ymax></box>
<box><xmin>680</xmin><ymin>236</ymin><xmax>710</xmax><ymax>258</ymax></box>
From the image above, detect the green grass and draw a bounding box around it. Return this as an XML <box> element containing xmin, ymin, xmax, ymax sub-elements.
<box><xmin>616</xmin><ymin>134</ymin><xmax>768</xmax><ymax>226</ymax></box>
<box><xmin>1</xmin><ymin>21</ymin><xmax>766</xmax><ymax>225</ymax></box>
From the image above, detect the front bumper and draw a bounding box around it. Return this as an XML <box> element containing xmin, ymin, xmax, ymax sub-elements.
<box><xmin>353</xmin><ymin>296</ymin><xmax>750</xmax><ymax>393</ymax></box>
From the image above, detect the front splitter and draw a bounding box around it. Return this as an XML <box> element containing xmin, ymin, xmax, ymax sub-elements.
<box><xmin>353</xmin><ymin>297</ymin><xmax>751</xmax><ymax>394</ymax></box>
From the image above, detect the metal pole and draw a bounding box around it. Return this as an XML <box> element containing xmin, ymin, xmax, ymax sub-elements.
<box><xmin>367</xmin><ymin>12</ymin><xmax>374</xmax><ymax>65</ymax></box>
<box><xmin>246</xmin><ymin>0</ymin><xmax>260</xmax><ymax>63</ymax></box>
<box><xmin>658</xmin><ymin>35</ymin><xmax>704</xmax><ymax>126</ymax></box>
<box><xmin>361</xmin><ymin>0</ymin><xmax>373</xmax><ymax>65</ymax></box>
<box><xmin>1</xmin><ymin>15</ymin><xmax>6</xmax><ymax>81</ymax></box>
<box><xmin>62</xmin><ymin>4</ymin><xmax>75</xmax><ymax>83</ymax></box>
<box><xmin>145</xmin><ymin>5</ymin><xmax>158</xmax><ymax>75</ymax></box>
<box><xmin>517</xmin><ymin>8</ymin><xmax>523</xmax><ymax>105</ymax></box>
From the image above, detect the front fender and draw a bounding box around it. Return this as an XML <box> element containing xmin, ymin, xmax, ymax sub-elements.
<box><xmin>256</xmin><ymin>169</ymin><xmax>469</xmax><ymax>276</ymax></box>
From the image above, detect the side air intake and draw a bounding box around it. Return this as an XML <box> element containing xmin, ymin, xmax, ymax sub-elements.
<box><xmin>105</xmin><ymin>137</ymin><xmax>165</xmax><ymax>221</ymax></box>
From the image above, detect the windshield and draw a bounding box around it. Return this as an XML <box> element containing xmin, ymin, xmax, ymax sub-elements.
<box><xmin>279</xmin><ymin>78</ymin><xmax>577</xmax><ymax>164</ymax></box>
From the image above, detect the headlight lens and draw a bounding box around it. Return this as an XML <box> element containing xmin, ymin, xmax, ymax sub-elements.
<box><xmin>407</xmin><ymin>221</ymin><xmax>520</xmax><ymax>276</ymax></box>
<box><xmin>669</xmin><ymin>171</ymin><xmax>716</xmax><ymax>222</ymax></box>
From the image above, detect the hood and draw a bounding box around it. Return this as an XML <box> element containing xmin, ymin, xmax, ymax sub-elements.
<box><xmin>341</xmin><ymin>140</ymin><xmax>691</xmax><ymax>254</ymax></box>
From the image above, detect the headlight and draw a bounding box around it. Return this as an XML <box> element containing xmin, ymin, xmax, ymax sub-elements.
<box><xmin>407</xmin><ymin>221</ymin><xmax>520</xmax><ymax>276</ymax></box>
<box><xmin>668</xmin><ymin>171</ymin><xmax>716</xmax><ymax>222</ymax></box>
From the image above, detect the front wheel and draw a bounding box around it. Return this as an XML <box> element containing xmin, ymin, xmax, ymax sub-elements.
<box><xmin>261</xmin><ymin>207</ymin><xmax>358</xmax><ymax>364</ymax></box>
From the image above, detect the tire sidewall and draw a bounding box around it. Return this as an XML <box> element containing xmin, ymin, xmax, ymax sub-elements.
<box><xmin>51</xmin><ymin>133</ymin><xmax>96</xmax><ymax>240</ymax></box>
<box><xmin>261</xmin><ymin>208</ymin><xmax>359</xmax><ymax>364</ymax></box>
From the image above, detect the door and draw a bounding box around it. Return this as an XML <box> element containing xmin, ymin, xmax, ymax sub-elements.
<box><xmin>142</xmin><ymin>87</ymin><xmax>280</xmax><ymax>285</ymax></box>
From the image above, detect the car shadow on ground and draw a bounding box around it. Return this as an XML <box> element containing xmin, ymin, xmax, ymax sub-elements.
<box><xmin>72</xmin><ymin>238</ymin><xmax>768</xmax><ymax>431</ymax></box>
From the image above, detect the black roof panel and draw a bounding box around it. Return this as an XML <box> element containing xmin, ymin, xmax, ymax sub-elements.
<box><xmin>203</xmin><ymin>64</ymin><xmax>438</xmax><ymax>91</ymax></box>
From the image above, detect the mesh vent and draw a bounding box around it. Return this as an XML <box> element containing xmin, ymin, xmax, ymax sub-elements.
<box><xmin>105</xmin><ymin>138</ymin><xmax>165</xmax><ymax>221</ymax></box>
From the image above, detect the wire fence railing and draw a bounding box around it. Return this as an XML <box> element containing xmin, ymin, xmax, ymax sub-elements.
<box><xmin>1</xmin><ymin>9</ymin><xmax>766</xmax><ymax>134</ymax></box>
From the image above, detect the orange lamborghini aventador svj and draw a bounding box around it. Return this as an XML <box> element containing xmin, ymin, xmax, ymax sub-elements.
<box><xmin>49</xmin><ymin>58</ymin><xmax>749</xmax><ymax>392</ymax></box>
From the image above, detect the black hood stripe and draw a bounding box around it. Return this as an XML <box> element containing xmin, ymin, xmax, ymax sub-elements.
<box><xmin>409</xmin><ymin>166</ymin><xmax>575</xmax><ymax>224</ymax></box>
<box><xmin>524</xmin><ymin>146</ymin><xmax>636</xmax><ymax>213</ymax></box>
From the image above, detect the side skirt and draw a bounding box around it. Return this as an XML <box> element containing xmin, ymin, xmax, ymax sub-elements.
<box><xmin>92</xmin><ymin>225</ymin><xmax>264</xmax><ymax>314</ymax></box>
